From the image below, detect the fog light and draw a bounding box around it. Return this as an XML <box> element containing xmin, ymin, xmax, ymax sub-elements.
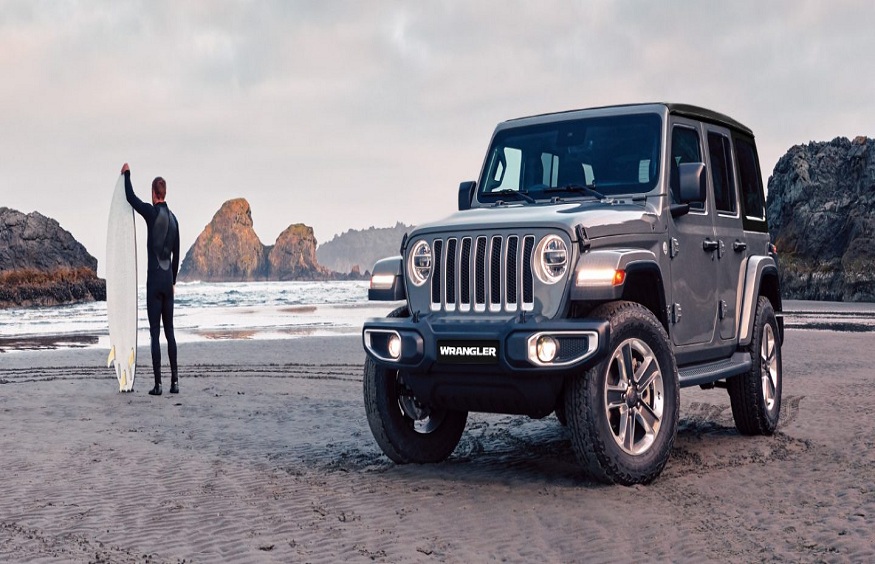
<box><xmin>536</xmin><ymin>335</ymin><xmax>558</xmax><ymax>363</ymax></box>
<box><xmin>387</xmin><ymin>334</ymin><xmax>402</xmax><ymax>359</ymax></box>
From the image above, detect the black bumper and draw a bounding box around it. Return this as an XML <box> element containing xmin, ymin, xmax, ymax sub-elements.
<box><xmin>362</xmin><ymin>315</ymin><xmax>610</xmax><ymax>418</ymax></box>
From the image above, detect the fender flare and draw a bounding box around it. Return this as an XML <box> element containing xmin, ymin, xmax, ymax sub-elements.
<box><xmin>737</xmin><ymin>255</ymin><xmax>780</xmax><ymax>347</ymax></box>
<box><xmin>570</xmin><ymin>248</ymin><xmax>660</xmax><ymax>302</ymax></box>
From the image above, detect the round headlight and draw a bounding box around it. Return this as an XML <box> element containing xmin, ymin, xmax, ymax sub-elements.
<box><xmin>408</xmin><ymin>240</ymin><xmax>432</xmax><ymax>286</ymax></box>
<box><xmin>535</xmin><ymin>235</ymin><xmax>568</xmax><ymax>284</ymax></box>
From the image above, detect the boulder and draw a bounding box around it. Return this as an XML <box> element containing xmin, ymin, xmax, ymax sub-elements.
<box><xmin>767</xmin><ymin>136</ymin><xmax>875</xmax><ymax>301</ymax></box>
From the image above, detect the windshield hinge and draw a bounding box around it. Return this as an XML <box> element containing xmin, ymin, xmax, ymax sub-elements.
<box><xmin>575</xmin><ymin>225</ymin><xmax>591</xmax><ymax>253</ymax></box>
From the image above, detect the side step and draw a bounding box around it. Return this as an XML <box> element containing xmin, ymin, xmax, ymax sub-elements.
<box><xmin>678</xmin><ymin>352</ymin><xmax>751</xmax><ymax>388</ymax></box>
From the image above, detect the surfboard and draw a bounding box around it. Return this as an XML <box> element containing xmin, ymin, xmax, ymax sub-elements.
<box><xmin>106</xmin><ymin>174</ymin><xmax>138</xmax><ymax>392</ymax></box>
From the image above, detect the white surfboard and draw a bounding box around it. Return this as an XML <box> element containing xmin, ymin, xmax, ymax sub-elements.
<box><xmin>106</xmin><ymin>174</ymin><xmax>138</xmax><ymax>392</ymax></box>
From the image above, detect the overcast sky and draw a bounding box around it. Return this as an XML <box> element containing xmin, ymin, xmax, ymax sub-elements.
<box><xmin>2</xmin><ymin>1</ymin><xmax>874</xmax><ymax>276</ymax></box>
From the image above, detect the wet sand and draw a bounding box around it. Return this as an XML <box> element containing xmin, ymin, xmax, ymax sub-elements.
<box><xmin>1</xmin><ymin>329</ymin><xmax>874</xmax><ymax>562</ymax></box>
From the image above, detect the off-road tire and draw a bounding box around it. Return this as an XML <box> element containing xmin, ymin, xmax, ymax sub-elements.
<box><xmin>728</xmin><ymin>296</ymin><xmax>782</xmax><ymax>435</ymax></box>
<box><xmin>565</xmin><ymin>301</ymin><xmax>679</xmax><ymax>485</ymax></box>
<box><xmin>363</xmin><ymin>307</ymin><xmax>468</xmax><ymax>464</ymax></box>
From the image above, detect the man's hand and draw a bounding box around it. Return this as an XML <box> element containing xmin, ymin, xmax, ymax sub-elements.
<box><xmin>121</xmin><ymin>163</ymin><xmax>130</xmax><ymax>174</ymax></box>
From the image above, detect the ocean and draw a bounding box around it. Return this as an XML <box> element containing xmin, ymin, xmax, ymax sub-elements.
<box><xmin>1</xmin><ymin>280</ymin><xmax>873</xmax><ymax>354</ymax></box>
<box><xmin>0</xmin><ymin>280</ymin><xmax>402</xmax><ymax>353</ymax></box>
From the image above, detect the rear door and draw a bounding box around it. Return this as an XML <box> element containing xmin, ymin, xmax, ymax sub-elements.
<box><xmin>666</xmin><ymin>119</ymin><xmax>718</xmax><ymax>349</ymax></box>
<box><xmin>705</xmin><ymin>127</ymin><xmax>745</xmax><ymax>342</ymax></box>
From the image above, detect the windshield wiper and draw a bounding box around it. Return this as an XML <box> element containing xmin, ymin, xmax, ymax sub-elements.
<box><xmin>544</xmin><ymin>184</ymin><xmax>606</xmax><ymax>200</ymax></box>
<box><xmin>492</xmin><ymin>189</ymin><xmax>536</xmax><ymax>203</ymax></box>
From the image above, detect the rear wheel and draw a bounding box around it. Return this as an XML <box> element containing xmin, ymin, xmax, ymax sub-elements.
<box><xmin>728</xmin><ymin>296</ymin><xmax>782</xmax><ymax>435</ymax></box>
<box><xmin>565</xmin><ymin>301</ymin><xmax>679</xmax><ymax>485</ymax></box>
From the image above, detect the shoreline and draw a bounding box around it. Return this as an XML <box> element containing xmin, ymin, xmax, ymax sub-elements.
<box><xmin>2</xmin><ymin>298</ymin><xmax>873</xmax><ymax>355</ymax></box>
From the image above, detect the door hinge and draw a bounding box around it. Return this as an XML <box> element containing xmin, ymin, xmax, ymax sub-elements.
<box><xmin>670</xmin><ymin>303</ymin><xmax>683</xmax><ymax>324</ymax></box>
<box><xmin>719</xmin><ymin>300</ymin><xmax>727</xmax><ymax>320</ymax></box>
<box><xmin>670</xmin><ymin>237</ymin><xmax>680</xmax><ymax>259</ymax></box>
<box><xmin>718</xmin><ymin>239</ymin><xmax>726</xmax><ymax>259</ymax></box>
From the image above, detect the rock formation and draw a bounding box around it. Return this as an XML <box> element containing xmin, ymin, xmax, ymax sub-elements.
<box><xmin>767</xmin><ymin>136</ymin><xmax>875</xmax><ymax>301</ymax></box>
<box><xmin>178</xmin><ymin>198</ymin><xmax>268</xmax><ymax>282</ymax></box>
<box><xmin>179</xmin><ymin>198</ymin><xmax>364</xmax><ymax>282</ymax></box>
<box><xmin>268</xmin><ymin>224</ymin><xmax>332</xmax><ymax>281</ymax></box>
<box><xmin>0</xmin><ymin>207</ymin><xmax>106</xmax><ymax>308</ymax></box>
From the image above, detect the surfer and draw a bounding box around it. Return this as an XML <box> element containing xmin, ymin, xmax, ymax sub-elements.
<box><xmin>121</xmin><ymin>163</ymin><xmax>180</xmax><ymax>396</ymax></box>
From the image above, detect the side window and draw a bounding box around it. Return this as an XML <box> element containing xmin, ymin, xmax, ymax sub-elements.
<box><xmin>670</xmin><ymin>126</ymin><xmax>703</xmax><ymax>208</ymax></box>
<box><xmin>734</xmin><ymin>136</ymin><xmax>766</xmax><ymax>223</ymax></box>
<box><xmin>707</xmin><ymin>132</ymin><xmax>737</xmax><ymax>215</ymax></box>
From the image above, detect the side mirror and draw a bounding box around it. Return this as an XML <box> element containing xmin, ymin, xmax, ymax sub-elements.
<box><xmin>678</xmin><ymin>162</ymin><xmax>706</xmax><ymax>204</ymax></box>
<box><xmin>458</xmin><ymin>181</ymin><xmax>476</xmax><ymax>211</ymax></box>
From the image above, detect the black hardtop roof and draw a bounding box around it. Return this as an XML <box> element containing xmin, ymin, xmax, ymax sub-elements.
<box><xmin>503</xmin><ymin>102</ymin><xmax>754</xmax><ymax>138</ymax></box>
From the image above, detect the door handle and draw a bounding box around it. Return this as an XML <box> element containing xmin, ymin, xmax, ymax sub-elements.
<box><xmin>703</xmin><ymin>239</ymin><xmax>719</xmax><ymax>252</ymax></box>
<box><xmin>733</xmin><ymin>240</ymin><xmax>747</xmax><ymax>252</ymax></box>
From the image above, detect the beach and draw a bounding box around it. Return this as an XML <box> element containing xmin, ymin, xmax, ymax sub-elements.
<box><xmin>1</xmin><ymin>327</ymin><xmax>874</xmax><ymax>562</ymax></box>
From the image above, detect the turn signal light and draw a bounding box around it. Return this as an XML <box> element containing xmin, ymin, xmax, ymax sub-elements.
<box><xmin>612</xmin><ymin>270</ymin><xmax>626</xmax><ymax>286</ymax></box>
<box><xmin>370</xmin><ymin>273</ymin><xmax>396</xmax><ymax>289</ymax></box>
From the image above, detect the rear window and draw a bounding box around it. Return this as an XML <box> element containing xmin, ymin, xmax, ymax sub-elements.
<box><xmin>734</xmin><ymin>136</ymin><xmax>767</xmax><ymax>230</ymax></box>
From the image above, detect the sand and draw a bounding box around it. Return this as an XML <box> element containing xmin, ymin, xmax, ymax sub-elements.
<box><xmin>1</xmin><ymin>329</ymin><xmax>874</xmax><ymax>562</ymax></box>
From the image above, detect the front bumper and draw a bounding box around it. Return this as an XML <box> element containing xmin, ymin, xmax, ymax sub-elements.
<box><xmin>362</xmin><ymin>315</ymin><xmax>610</xmax><ymax>417</ymax></box>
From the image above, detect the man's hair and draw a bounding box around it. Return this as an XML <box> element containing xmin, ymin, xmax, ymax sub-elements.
<box><xmin>152</xmin><ymin>177</ymin><xmax>166</xmax><ymax>200</ymax></box>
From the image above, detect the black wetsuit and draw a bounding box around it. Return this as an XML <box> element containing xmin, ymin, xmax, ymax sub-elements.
<box><xmin>124</xmin><ymin>171</ymin><xmax>180</xmax><ymax>388</ymax></box>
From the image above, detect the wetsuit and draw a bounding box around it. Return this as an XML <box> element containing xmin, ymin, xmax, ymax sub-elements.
<box><xmin>124</xmin><ymin>171</ymin><xmax>180</xmax><ymax>390</ymax></box>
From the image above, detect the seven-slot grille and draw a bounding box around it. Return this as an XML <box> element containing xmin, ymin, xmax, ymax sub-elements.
<box><xmin>428</xmin><ymin>234</ymin><xmax>536</xmax><ymax>312</ymax></box>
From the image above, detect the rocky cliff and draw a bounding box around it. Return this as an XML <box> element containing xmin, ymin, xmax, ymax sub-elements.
<box><xmin>179</xmin><ymin>199</ymin><xmax>361</xmax><ymax>282</ymax></box>
<box><xmin>0</xmin><ymin>207</ymin><xmax>106</xmax><ymax>308</ymax></box>
<box><xmin>767</xmin><ymin>136</ymin><xmax>875</xmax><ymax>301</ymax></box>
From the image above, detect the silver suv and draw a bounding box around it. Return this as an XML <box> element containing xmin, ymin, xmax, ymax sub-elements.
<box><xmin>362</xmin><ymin>103</ymin><xmax>783</xmax><ymax>485</ymax></box>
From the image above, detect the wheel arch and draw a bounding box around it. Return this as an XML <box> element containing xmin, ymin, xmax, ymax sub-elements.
<box><xmin>621</xmin><ymin>262</ymin><xmax>670</xmax><ymax>331</ymax></box>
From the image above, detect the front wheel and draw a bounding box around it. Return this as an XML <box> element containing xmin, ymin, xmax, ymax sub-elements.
<box><xmin>728</xmin><ymin>296</ymin><xmax>782</xmax><ymax>435</ymax></box>
<box><xmin>363</xmin><ymin>358</ymin><xmax>468</xmax><ymax>463</ymax></box>
<box><xmin>565</xmin><ymin>301</ymin><xmax>679</xmax><ymax>485</ymax></box>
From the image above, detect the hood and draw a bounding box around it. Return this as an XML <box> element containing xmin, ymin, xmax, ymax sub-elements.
<box><xmin>411</xmin><ymin>200</ymin><xmax>661</xmax><ymax>241</ymax></box>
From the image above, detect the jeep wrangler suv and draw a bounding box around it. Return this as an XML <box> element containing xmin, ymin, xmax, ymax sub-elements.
<box><xmin>362</xmin><ymin>103</ymin><xmax>783</xmax><ymax>485</ymax></box>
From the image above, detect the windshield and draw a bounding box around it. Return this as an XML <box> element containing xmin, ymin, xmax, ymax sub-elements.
<box><xmin>478</xmin><ymin>113</ymin><xmax>662</xmax><ymax>202</ymax></box>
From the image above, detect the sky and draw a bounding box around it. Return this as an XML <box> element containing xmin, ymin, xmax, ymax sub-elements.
<box><xmin>1</xmin><ymin>0</ymin><xmax>874</xmax><ymax>277</ymax></box>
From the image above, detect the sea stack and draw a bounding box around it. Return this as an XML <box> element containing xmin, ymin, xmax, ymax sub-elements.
<box><xmin>178</xmin><ymin>198</ymin><xmax>268</xmax><ymax>282</ymax></box>
<box><xmin>268</xmin><ymin>223</ymin><xmax>332</xmax><ymax>281</ymax></box>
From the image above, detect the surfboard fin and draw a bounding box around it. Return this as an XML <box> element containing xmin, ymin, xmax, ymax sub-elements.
<box><xmin>120</xmin><ymin>369</ymin><xmax>127</xmax><ymax>391</ymax></box>
<box><xmin>107</xmin><ymin>346</ymin><xmax>116</xmax><ymax>367</ymax></box>
<box><xmin>128</xmin><ymin>348</ymin><xmax>135</xmax><ymax>367</ymax></box>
